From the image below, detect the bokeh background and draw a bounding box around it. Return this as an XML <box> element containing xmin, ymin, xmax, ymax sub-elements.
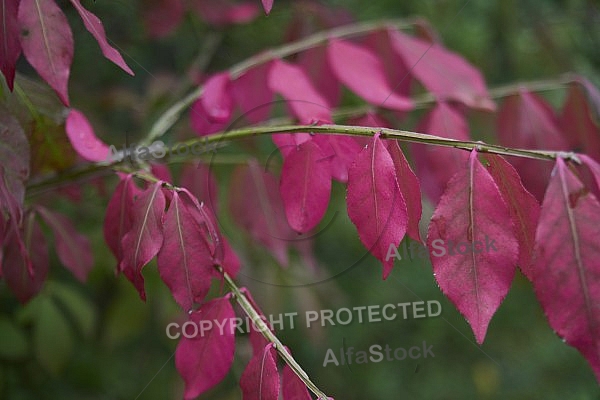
<box><xmin>1</xmin><ymin>0</ymin><xmax>599</xmax><ymax>399</ymax></box>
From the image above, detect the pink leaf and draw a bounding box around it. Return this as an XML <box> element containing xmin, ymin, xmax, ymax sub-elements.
<box><xmin>483</xmin><ymin>154</ymin><xmax>540</xmax><ymax>279</ymax></box>
<box><xmin>175</xmin><ymin>297</ymin><xmax>236</xmax><ymax>399</ymax></box>
<box><xmin>531</xmin><ymin>158</ymin><xmax>600</xmax><ymax>381</ymax></box>
<box><xmin>313</xmin><ymin>134</ymin><xmax>362</xmax><ymax>183</ymax></box>
<box><xmin>261</xmin><ymin>0</ymin><xmax>273</xmax><ymax>14</ymax></box>
<box><xmin>229</xmin><ymin>162</ymin><xmax>292</xmax><ymax>266</ymax></box>
<box><xmin>240</xmin><ymin>343</ymin><xmax>279</xmax><ymax>400</ymax></box>
<box><xmin>119</xmin><ymin>181</ymin><xmax>165</xmax><ymax>300</ymax></box>
<box><xmin>389</xmin><ymin>29</ymin><xmax>495</xmax><ymax>111</ymax></box>
<box><xmin>179</xmin><ymin>162</ymin><xmax>218</xmax><ymax>211</ymax></box>
<box><xmin>327</xmin><ymin>39</ymin><xmax>413</xmax><ymax>111</ymax></box>
<box><xmin>280</xmin><ymin>140</ymin><xmax>332</xmax><ymax>233</ymax></box>
<box><xmin>68</xmin><ymin>0</ymin><xmax>133</xmax><ymax>75</ymax></box>
<box><xmin>410</xmin><ymin>102</ymin><xmax>470</xmax><ymax>203</ymax></box>
<box><xmin>427</xmin><ymin>150</ymin><xmax>518</xmax><ymax>343</ymax></box>
<box><xmin>232</xmin><ymin>62</ymin><xmax>273</xmax><ymax>124</ymax></box>
<box><xmin>36</xmin><ymin>206</ymin><xmax>93</xmax><ymax>282</ymax></box>
<box><xmin>191</xmin><ymin>72</ymin><xmax>234</xmax><ymax>136</ymax></box>
<box><xmin>385</xmin><ymin>140</ymin><xmax>422</xmax><ymax>241</ymax></box>
<box><xmin>497</xmin><ymin>90</ymin><xmax>569</xmax><ymax>200</ymax></box>
<box><xmin>65</xmin><ymin>109</ymin><xmax>110</xmax><ymax>162</ymax></box>
<box><xmin>282</xmin><ymin>364</ymin><xmax>311</xmax><ymax>400</ymax></box>
<box><xmin>346</xmin><ymin>132</ymin><xmax>408</xmax><ymax>279</ymax></box>
<box><xmin>103</xmin><ymin>174</ymin><xmax>139</xmax><ymax>268</ymax></box>
<box><xmin>149</xmin><ymin>163</ymin><xmax>172</xmax><ymax>183</ymax></box>
<box><xmin>268</xmin><ymin>59</ymin><xmax>331</xmax><ymax>124</ymax></box>
<box><xmin>18</xmin><ymin>0</ymin><xmax>74</xmax><ymax>106</ymax></box>
<box><xmin>157</xmin><ymin>191</ymin><xmax>213</xmax><ymax>311</ymax></box>
<box><xmin>190</xmin><ymin>0</ymin><xmax>259</xmax><ymax>26</ymax></box>
<box><xmin>298</xmin><ymin>46</ymin><xmax>341</xmax><ymax>108</ymax></box>
<box><xmin>142</xmin><ymin>0</ymin><xmax>184</xmax><ymax>38</ymax></box>
<box><xmin>0</xmin><ymin>0</ymin><xmax>21</xmax><ymax>90</ymax></box>
<box><xmin>272</xmin><ymin>132</ymin><xmax>312</xmax><ymax>158</ymax></box>
<box><xmin>560</xmin><ymin>80</ymin><xmax>600</xmax><ymax>161</ymax></box>
<box><xmin>2</xmin><ymin>212</ymin><xmax>48</xmax><ymax>304</ymax></box>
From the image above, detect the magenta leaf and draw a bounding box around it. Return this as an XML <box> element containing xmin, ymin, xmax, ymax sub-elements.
<box><xmin>483</xmin><ymin>154</ymin><xmax>540</xmax><ymax>279</ymax></box>
<box><xmin>268</xmin><ymin>59</ymin><xmax>331</xmax><ymax>124</ymax></box>
<box><xmin>65</xmin><ymin>109</ymin><xmax>110</xmax><ymax>162</ymax></box>
<box><xmin>103</xmin><ymin>174</ymin><xmax>139</xmax><ymax>268</ymax></box>
<box><xmin>410</xmin><ymin>102</ymin><xmax>470</xmax><ymax>203</ymax></box>
<box><xmin>179</xmin><ymin>162</ymin><xmax>218</xmax><ymax>211</ymax></box>
<box><xmin>2</xmin><ymin>212</ymin><xmax>48</xmax><ymax>304</ymax></box>
<box><xmin>149</xmin><ymin>163</ymin><xmax>172</xmax><ymax>183</ymax></box>
<box><xmin>560</xmin><ymin>80</ymin><xmax>600</xmax><ymax>161</ymax></box>
<box><xmin>36</xmin><ymin>206</ymin><xmax>93</xmax><ymax>282</ymax></box>
<box><xmin>240</xmin><ymin>343</ymin><xmax>279</xmax><ymax>400</ymax></box>
<box><xmin>298</xmin><ymin>46</ymin><xmax>341</xmax><ymax>108</ymax></box>
<box><xmin>232</xmin><ymin>62</ymin><xmax>273</xmax><ymax>124</ymax></box>
<box><xmin>313</xmin><ymin>134</ymin><xmax>362</xmax><ymax>183</ymax></box>
<box><xmin>280</xmin><ymin>140</ymin><xmax>332</xmax><ymax>233</ymax></box>
<box><xmin>229</xmin><ymin>162</ymin><xmax>292</xmax><ymax>266</ymax></box>
<box><xmin>157</xmin><ymin>190</ymin><xmax>213</xmax><ymax>312</ymax></box>
<box><xmin>0</xmin><ymin>106</ymin><xmax>29</xmax><ymax>202</ymax></box>
<box><xmin>427</xmin><ymin>150</ymin><xmax>518</xmax><ymax>343</ymax></box>
<box><xmin>190</xmin><ymin>0</ymin><xmax>259</xmax><ymax>26</ymax></box>
<box><xmin>261</xmin><ymin>0</ymin><xmax>273</xmax><ymax>14</ymax></box>
<box><xmin>142</xmin><ymin>0</ymin><xmax>184</xmax><ymax>38</ymax></box>
<box><xmin>175</xmin><ymin>297</ymin><xmax>236</xmax><ymax>399</ymax></box>
<box><xmin>191</xmin><ymin>72</ymin><xmax>234</xmax><ymax>136</ymax></box>
<box><xmin>531</xmin><ymin>158</ymin><xmax>600</xmax><ymax>380</ymax></box>
<box><xmin>119</xmin><ymin>181</ymin><xmax>166</xmax><ymax>300</ymax></box>
<box><xmin>327</xmin><ymin>39</ymin><xmax>413</xmax><ymax>111</ymax></box>
<box><xmin>68</xmin><ymin>0</ymin><xmax>133</xmax><ymax>75</ymax></box>
<box><xmin>282</xmin><ymin>364</ymin><xmax>311</xmax><ymax>400</ymax></box>
<box><xmin>0</xmin><ymin>0</ymin><xmax>21</xmax><ymax>90</ymax></box>
<box><xmin>346</xmin><ymin>132</ymin><xmax>408</xmax><ymax>279</ymax></box>
<box><xmin>18</xmin><ymin>0</ymin><xmax>74</xmax><ymax>106</ymax></box>
<box><xmin>386</xmin><ymin>140</ymin><xmax>422</xmax><ymax>241</ymax></box>
<box><xmin>389</xmin><ymin>29</ymin><xmax>495</xmax><ymax>111</ymax></box>
<box><xmin>497</xmin><ymin>90</ymin><xmax>569</xmax><ymax>200</ymax></box>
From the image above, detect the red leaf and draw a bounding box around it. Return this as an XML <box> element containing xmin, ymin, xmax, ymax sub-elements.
<box><xmin>389</xmin><ymin>29</ymin><xmax>495</xmax><ymax>111</ymax></box>
<box><xmin>18</xmin><ymin>0</ymin><xmax>74</xmax><ymax>106</ymax></box>
<box><xmin>103</xmin><ymin>174</ymin><xmax>139</xmax><ymax>268</ymax></box>
<box><xmin>180</xmin><ymin>162</ymin><xmax>218</xmax><ymax>211</ymax></box>
<box><xmin>157</xmin><ymin>191</ymin><xmax>213</xmax><ymax>311</ymax></box>
<box><xmin>261</xmin><ymin>0</ymin><xmax>273</xmax><ymax>14</ymax></box>
<box><xmin>347</xmin><ymin>132</ymin><xmax>408</xmax><ymax>279</ymax></box>
<box><xmin>410</xmin><ymin>102</ymin><xmax>470</xmax><ymax>203</ymax></box>
<box><xmin>298</xmin><ymin>46</ymin><xmax>341</xmax><ymax>108</ymax></box>
<box><xmin>232</xmin><ymin>62</ymin><xmax>273</xmax><ymax>124</ymax></box>
<box><xmin>149</xmin><ymin>163</ymin><xmax>172</xmax><ymax>183</ymax></box>
<box><xmin>427</xmin><ymin>150</ymin><xmax>518</xmax><ymax>343</ymax></box>
<box><xmin>282</xmin><ymin>364</ymin><xmax>311</xmax><ymax>400</ymax></box>
<box><xmin>119</xmin><ymin>181</ymin><xmax>166</xmax><ymax>300</ymax></box>
<box><xmin>280</xmin><ymin>140</ymin><xmax>332</xmax><ymax>233</ymax></box>
<box><xmin>2</xmin><ymin>212</ymin><xmax>48</xmax><ymax>304</ymax></box>
<box><xmin>483</xmin><ymin>154</ymin><xmax>540</xmax><ymax>278</ymax></box>
<box><xmin>68</xmin><ymin>0</ymin><xmax>133</xmax><ymax>75</ymax></box>
<box><xmin>191</xmin><ymin>72</ymin><xmax>233</xmax><ymax>136</ymax></box>
<box><xmin>0</xmin><ymin>105</ymin><xmax>29</xmax><ymax>200</ymax></box>
<box><xmin>560</xmin><ymin>80</ymin><xmax>600</xmax><ymax>161</ymax></box>
<box><xmin>313</xmin><ymin>134</ymin><xmax>362</xmax><ymax>183</ymax></box>
<box><xmin>385</xmin><ymin>140</ymin><xmax>422</xmax><ymax>241</ymax></box>
<box><xmin>0</xmin><ymin>0</ymin><xmax>21</xmax><ymax>90</ymax></box>
<box><xmin>142</xmin><ymin>0</ymin><xmax>184</xmax><ymax>38</ymax></box>
<box><xmin>497</xmin><ymin>90</ymin><xmax>569</xmax><ymax>200</ymax></box>
<box><xmin>240</xmin><ymin>343</ymin><xmax>279</xmax><ymax>400</ymax></box>
<box><xmin>36</xmin><ymin>206</ymin><xmax>93</xmax><ymax>282</ymax></box>
<box><xmin>65</xmin><ymin>109</ymin><xmax>110</xmax><ymax>162</ymax></box>
<box><xmin>229</xmin><ymin>162</ymin><xmax>292</xmax><ymax>266</ymax></box>
<box><xmin>268</xmin><ymin>59</ymin><xmax>331</xmax><ymax>124</ymax></box>
<box><xmin>531</xmin><ymin>158</ymin><xmax>600</xmax><ymax>381</ymax></box>
<box><xmin>175</xmin><ymin>297</ymin><xmax>236</xmax><ymax>399</ymax></box>
<box><xmin>327</xmin><ymin>39</ymin><xmax>413</xmax><ymax>111</ymax></box>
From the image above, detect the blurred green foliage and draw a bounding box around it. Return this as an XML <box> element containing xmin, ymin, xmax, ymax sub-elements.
<box><xmin>1</xmin><ymin>0</ymin><xmax>599</xmax><ymax>399</ymax></box>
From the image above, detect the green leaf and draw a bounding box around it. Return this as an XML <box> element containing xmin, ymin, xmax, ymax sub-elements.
<box><xmin>47</xmin><ymin>281</ymin><xmax>96</xmax><ymax>338</ymax></box>
<box><xmin>0</xmin><ymin>316</ymin><xmax>29</xmax><ymax>360</ymax></box>
<box><xmin>34</xmin><ymin>297</ymin><xmax>74</xmax><ymax>375</ymax></box>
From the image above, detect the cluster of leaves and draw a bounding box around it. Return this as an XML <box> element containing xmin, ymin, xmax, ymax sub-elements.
<box><xmin>2</xmin><ymin>0</ymin><xmax>600</xmax><ymax>398</ymax></box>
